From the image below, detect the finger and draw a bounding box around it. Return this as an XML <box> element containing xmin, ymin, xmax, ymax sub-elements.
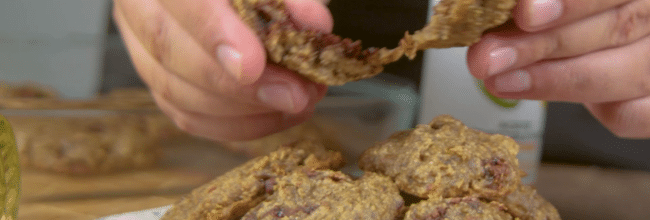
<box><xmin>155</xmin><ymin>0</ymin><xmax>333</xmax><ymax>84</ymax></box>
<box><xmin>585</xmin><ymin>96</ymin><xmax>650</xmax><ymax>139</ymax></box>
<box><xmin>284</xmin><ymin>0</ymin><xmax>334</xmax><ymax>32</ymax></box>
<box><xmin>114</xmin><ymin>5</ymin><xmax>320</xmax><ymax>114</ymax></box>
<box><xmin>482</xmin><ymin>34</ymin><xmax>650</xmax><ymax>103</ymax></box>
<box><xmin>512</xmin><ymin>0</ymin><xmax>633</xmax><ymax>31</ymax></box>
<box><xmin>317</xmin><ymin>0</ymin><xmax>331</xmax><ymax>5</ymax></box>
<box><xmin>468</xmin><ymin>0</ymin><xmax>650</xmax><ymax>79</ymax></box>
<box><xmin>113</xmin><ymin>0</ymin><xmax>243</xmax><ymax>92</ymax></box>
<box><xmin>153</xmin><ymin>92</ymin><xmax>315</xmax><ymax>141</ymax></box>
<box><xmin>114</xmin><ymin>5</ymin><xmax>271</xmax><ymax>116</ymax></box>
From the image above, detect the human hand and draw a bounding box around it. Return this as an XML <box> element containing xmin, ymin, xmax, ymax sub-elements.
<box><xmin>466</xmin><ymin>0</ymin><xmax>650</xmax><ymax>138</ymax></box>
<box><xmin>112</xmin><ymin>0</ymin><xmax>332</xmax><ymax>141</ymax></box>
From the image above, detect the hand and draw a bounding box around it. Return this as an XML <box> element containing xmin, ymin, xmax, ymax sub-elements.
<box><xmin>112</xmin><ymin>0</ymin><xmax>333</xmax><ymax>141</ymax></box>
<box><xmin>467</xmin><ymin>0</ymin><xmax>650</xmax><ymax>138</ymax></box>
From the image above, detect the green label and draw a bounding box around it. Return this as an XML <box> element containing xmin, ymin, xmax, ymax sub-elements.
<box><xmin>476</xmin><ymin>80</ymin><xmax>520</xmax><ymax>109</ymax></box>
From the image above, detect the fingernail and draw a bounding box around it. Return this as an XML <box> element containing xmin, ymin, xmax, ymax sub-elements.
<box><xmin>495</xmin><ymin>70</ymin><xmax>531</xmax><ymax>93</ymax></box>
<box><xmin>530</xmin><ymin>0</ymin><xmax>563</xmax><ymax>27</ymax></box>
<box><xmin>488</xmin><ymin>47</ymin><xmax>517</xmax><ymax>76</ymax></box>
<box><xmin>216</xmin><ymin>45</ymin><xmax>242</xmax><ymax>81</ymax></box>
<box><xmin>258</xmin><ymin>83</ymin><xmax>296</xmax><ymax>112</ymax></box>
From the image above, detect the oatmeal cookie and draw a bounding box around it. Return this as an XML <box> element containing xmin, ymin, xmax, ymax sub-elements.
<box><xmin>160</xmin><ymin>140</ymin><xmax>344</xmax><ymax>220</ymax></box>
<box><xmin>358</xmin><ymin>115</ymin><xmax>522</xmax><ymax>199</ymax></box>
<box><xmin>241</xmin><ymin>170</ymin><xmax>403</xmax><ymax>220</ymax></box>
<box><xmin>231</xmin><ymin>0</ymin><xmax>516</xmax><ymax>85</ymax></box>
<box><xmin>10</xmin><ymin>114</ymin><xmax>167</xmax><ymax>175</ymax></box>
<box><xmin>163</xmin><ymin>115</ymin><xmax>561</xmax><ymax>220</ymax></box>
<box><xmin>405</xmin><ymin>197</ymin><xmax>512</xmax><ymax>220</ymax></box>
<box><xmin>0</xmin><ymin>81</ymin><xmax>58</xmax><ymax>98</ymax></box>
<box><xmin>401</xmin><ymin>0</ymin><xmax>517</xmax><ymax>58</ymax></box>
<box><xmin>498</xmin><ymin>185</ymin><xmax>561</xmax><ymax>220</ymax></box>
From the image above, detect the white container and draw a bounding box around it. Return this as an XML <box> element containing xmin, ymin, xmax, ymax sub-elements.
<box><xmin>0</xmin><ymin>0</ymin><xmax>110</xmax><ymax>99</ymax></box>
<box><xmin>419</xmin><ymin>46</ymin><xmax>546</xmax><ymax>185</ymax></box>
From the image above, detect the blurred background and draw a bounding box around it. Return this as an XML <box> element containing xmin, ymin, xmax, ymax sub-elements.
<box><xmin>2</xmin><ymin>0</ymin><xmax>650</xmax><ymax>219</ymax></box>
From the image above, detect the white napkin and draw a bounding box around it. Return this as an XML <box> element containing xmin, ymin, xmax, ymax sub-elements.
<box><xmin>97</xmin><ymin>205</ymin><xmax>172</xmax><ymax>220</ymax></box>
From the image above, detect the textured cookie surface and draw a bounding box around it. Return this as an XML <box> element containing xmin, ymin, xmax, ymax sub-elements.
<box><xmin>161</xmin><ymin>140</ymin><xmax>344</xmax><ymax>220</ymax></box>
<box><xmin>405</xmin><ymin>197</ymin><xmax>512</xmax><ymax>220</ymax></box>
<box><xmin>10</xmin><ymin>114</ymin><xmax>166</xmax><ymax>175</ymax></box>
<box><xmin>497</xmin><ymin>185</ymin><xmax>562</xmax><ymax>220</ymax></box>
<box><xmin>242</xmin><ymin>170</ymin><xmax>403</xmax><ymax>220</ymax></box>
<box><xmin>359</xmin><ymin>115</ymin><xmax>522</xmax><ymax>199</ymax></box>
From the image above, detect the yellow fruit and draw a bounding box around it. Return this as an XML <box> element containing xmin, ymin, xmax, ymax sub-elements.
<box><xmin>0</xmin><ymin>115</ymin><xmax>20</xmax><ymax>220</ymax></box>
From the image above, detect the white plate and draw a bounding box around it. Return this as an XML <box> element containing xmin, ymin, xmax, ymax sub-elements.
<box><xmin>97</xmin><ymin>205</ymin><xmax>171</xmax><ymax>220</ymax></box>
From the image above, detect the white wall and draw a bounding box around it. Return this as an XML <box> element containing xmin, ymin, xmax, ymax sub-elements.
<box><xmin>0</xmin><ymin>0</ymin><xmax>110</xmax><ymax>99</ymax></box>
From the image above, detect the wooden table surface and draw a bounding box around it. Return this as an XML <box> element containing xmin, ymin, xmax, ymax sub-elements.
<box><xmin>17</xmin><ymin>138</ymin><xmax>650</xmax><ymax>220</ymax></box>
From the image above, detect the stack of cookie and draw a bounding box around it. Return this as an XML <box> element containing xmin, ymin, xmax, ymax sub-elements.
<box><xmin>162</xmin><ymin>115</ymin><xmax>561</xmax><ymax>220</ymax></box>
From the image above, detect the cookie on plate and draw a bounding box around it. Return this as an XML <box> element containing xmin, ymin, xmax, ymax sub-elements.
<box><xmin>405</xmin><ymin>197</ymin><xmax>512</xmax><ymax>220</ymax></box>
<box><xmin>359</xmin><ymin>115</ymin><xmax>522</xmax><ymax>199</ymax></box>
<box><xmin>161</xmin><ymin>140</ymin><xmax>345</xmax><ymax>220</ymax></box>
<box><xmin>242</xmin><ymin>170</ymin><xmax>403</xmax><ymax>220</ymax></box>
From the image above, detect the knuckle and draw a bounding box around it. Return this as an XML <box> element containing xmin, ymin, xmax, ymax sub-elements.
<box><xmin>213</xmin><ymin>73</ymin><xmax>241</xmax><ymax>96</ymax></box>
<box><xmin>606</xmin><ymin>106</ymin><xmax>648</xmax><ymax>139</ymax></box>
<box><xmin>159</xmin><ymin>81</ymin><xmax>174</xmax><ymax>103</ymax></box>
<box><xmin>141</xmin><ymin>10</ymin><xmax>172</xmax><ymax>65</ymax></box>
<box><xmin>636</xmin><ymin>77</ymin><xmax>650</xmax><ymax>96</ymax></box>
<box><xmin>200</xmin><ymin>64</ymin><xmax>225</xmax><ymax>91</ymax></box>
<box><xmin>607</xmin><ymin>122</ymin><xmax>645</xmax><ymax>139</ymax></box>
<box><xmin>609</xmin><ymin>2</ymin><xmax>650</xmax><ymax>47</ymax></box>
<box><xmin>609</xmin><ymin>127</ymin><xmax>632</xmax><ymax>138</ymax></box>
<box><xmin>561</xmin><ymin>63</ymin><xmax>591</xmax><ymax>94</ymax></box>
<box><xmin>171</xmin><ymin>114</ymin><xmax>196</xmax><ymax>135</ymax></box>
<box><xmin>151</xmin><ymin>72</ymin><xmax>174</xmax><ymax>102</ymax></box>
<box><xmin>547</xmin><ymin>31</ymin><xmax>568</xmax><ymax>58</ymax></box>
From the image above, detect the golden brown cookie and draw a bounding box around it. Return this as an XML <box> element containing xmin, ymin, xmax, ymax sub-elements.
<box><xmin>0</xmin><ymin>81</ymin><xmax>58</xmax><ymax>98</ymax></box>
<box><xmin>163</xmin><ymin>116</ymin><xmax>561</xmax><ymax>220</ymax></box>
<box><xmin>10</xmin><ymin>114</ymin><xmax>166</xmax><ymax>175</ymax></box>
<box><xmin>498</xmin><ymin>185</ymin><xmax>561</xmax><ymax>220</ymax></box>
<box><xmin>160</xmin><ymin>140</ymin><xmax>344</xmax><ymax>220</ymax></box>
<box><xmin>405</xmin><ymin>197</ymin><xmax>513</xmax><ymax>220</ymax></box>
<box><xmin>241</xmin><ymin>170</ymin><xmax>403</xmax><ymax>220</ymax></box>
<box><xmin>401</xmin><ymin>0</ymin><xmax>517</xmax><ymax>57</ymax></box>
<box><xmin>358</xmin><ymin>115</ymin><xmax>522</xmax><ymax>199</ymax></box>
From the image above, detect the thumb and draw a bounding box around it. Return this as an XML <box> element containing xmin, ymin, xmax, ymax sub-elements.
<box><xmin>284</xmin><ymin>0</ymin><xmax>334</xmax><ymax>33</ymax></box>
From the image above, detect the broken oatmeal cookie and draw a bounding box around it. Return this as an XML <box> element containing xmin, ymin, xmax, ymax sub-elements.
<box><xmin>231</xmin><ymin>0</ymin><xmax>516</xmax><ymax>85</ymax></box>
